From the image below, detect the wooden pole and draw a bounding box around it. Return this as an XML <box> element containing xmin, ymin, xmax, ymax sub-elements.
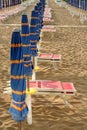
<box><xmin>33</xmin><ymin>57</ymin><xmax>35</xmax><ymax>66</ymax></box>
<box><xmin>18</xmin><ymin>122</ymin><xmax>21</xmax><ymax>130</ymax></box>
<box><xmin>26</xmin><ymin>76</ymin><xmax>30</xmax><ymax>91</ymax></box>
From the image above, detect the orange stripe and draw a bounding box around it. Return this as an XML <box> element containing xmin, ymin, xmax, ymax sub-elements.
<box><xmin>31</xmin><ymin>48</ymin><xmax>37</xmax><ymax>50</ymax></box>
<box><xmin>22</xmin><ymin>44</ymin><xmax>31</xmax><ymax>47</ymax></box>
<box><xmin>12</xmin><ymin>89</ymin><xmax>26</xmax><ymax>95</ymax></box>
<box><xmin>11</xmin><ymin>60</ymin><xmax>23</xmax><ymax>64</ymax></box>
<box><xmin>11</xmin><ymin>103</ymin><xmax>27</xmax><ymax>111</ymax></box>
<box><xmin>11</xmin><ymin>75</ymin><xmax>25</xmax><ymax>79</ymax></box>
<box><xmin>21</xmin><ymin>34</ymin><xmax>30</xmax><ymax>36</ymax></box>
<box><xmin>22</xmin><ymin>23</ymin><xmax>29</xmax><ymax>25</ymax></box>
<box><xmin>11</xmin><ymin>44</ymin><xmax>22</xmax><ymax>48</ymax></box>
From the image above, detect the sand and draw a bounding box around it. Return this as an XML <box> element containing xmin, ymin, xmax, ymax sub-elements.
<box><xmin>0</xmin><ymin>0</ymin><xmax>87</xmax><ymax>130</ymax></box>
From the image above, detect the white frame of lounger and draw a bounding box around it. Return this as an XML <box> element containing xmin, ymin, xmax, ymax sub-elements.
<box><xmin>37</xmin><ymin>53</ymin><xmax>62</xmax><ymax>70</ymax></box>
<box><xmin>38</xmin><ymin>58</ymin><xmax>61</xmax><ymax>62</ymax></box>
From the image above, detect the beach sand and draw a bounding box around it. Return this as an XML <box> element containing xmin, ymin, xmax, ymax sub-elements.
<box><xmin>0</xmin><ymin>0</ymin><xmax>87</xmax><ymax>130</ymax></box>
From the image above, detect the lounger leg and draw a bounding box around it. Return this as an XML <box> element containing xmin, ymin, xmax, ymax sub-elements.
<box><xmin>48</xmin><ymin>61</ymin><xmax>57</xmax><ymax>70</ymax></box>
<box><xmin>52</xmin><ymin>61</ymin><xmax>58</xmax><ymax>70</ymax></box>
<box><xmin>62</xmin><ymin>94</ymin><xmax>69</xmax><ymax>106</ymax></box>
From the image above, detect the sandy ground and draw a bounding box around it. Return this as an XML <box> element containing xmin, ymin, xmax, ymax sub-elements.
<box><xmin>0</xmin><ymin>0</ymin><xmax>87</xmax><ymax>130</ymax></box>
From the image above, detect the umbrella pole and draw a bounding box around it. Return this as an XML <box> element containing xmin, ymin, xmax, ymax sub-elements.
<box><xmin>26</xmin><ymin>76</ymin><xmax>30</xmax><ymax>91</ymax></box>
<box><xmin>33</xmin><ymin>57</ymin><xmax>35</xmax><ymax>67</ymax></box>
<box><xmin>35</xmin><ymin>56</ymin><xmax>38</xmax><ymax>67</ymax></box>
<box><xmin>32</xmin><ymin>57</ymin><xmax>36</xmax><ymax>80</ymax></box>
<box><xmin>18</xmin><ymin>122</ymin><xmax>21</xmax><ymax>130</ymax></box>
<box><xmin>26</xmin><ymin>76</ymin><xmax>32</xmax><ymax>125</ymax></box>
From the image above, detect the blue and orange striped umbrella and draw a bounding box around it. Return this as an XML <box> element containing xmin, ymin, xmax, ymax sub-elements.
<box><xmin>30</xmin><ymin>10</ymin><xmax>39</xmax><ymax>56</ymax></box>
<box><xmin>34</xmin><ymin>4</ymin><xmax>44</xmax><ymax>34</ymax></box>
<box><xmin>21</xmin><ymin>13</ymin><xmax>33</xmax><ymax>76</ymax></box>
<box><xmin>9</xmin><ymin>29</ymin><xmax>28</xmax><ymax>122</ymax></box>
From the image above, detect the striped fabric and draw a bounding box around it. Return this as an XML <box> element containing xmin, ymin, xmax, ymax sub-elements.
<box><xmin>21</xmin><ymin>13</ymin><xmax>33</xmax><ymax>76</ymax></box>
<box><xmin>30</xmin><ymin>10</ymin><xmax>39</xmax><ymax>56</ymax></box>
<box><xmin>29</xmin><ymin>0</ymin><xmax>45</xmax><ymax>57</ymax></box>
<box><xmin>9</xmin><ymin>29</ymin><xmax>28</xmax><ymax>122</ymax></box>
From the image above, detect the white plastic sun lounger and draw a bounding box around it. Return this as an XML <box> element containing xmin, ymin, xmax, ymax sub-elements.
<box><xmin>38</xmin><ymin>53</ymin><xmax>61</xmax><ymax>62</ymax></box>
<box><xmin>43</xmin><ymin>18</ymin><xmax>54</xmax><ymax>22</ymax></box>
<box><xmin>30</xmin><ymin>80</ymin><xmax>76</xmax><ymax>94</ymax></box>
<box><xmin>29</xmin><ymin>80</ymin><xmax>76</xmax><ymax>105</ymax></box>
<box><xmin>43</xmin><ymin>6</ymin><xmax>54</xmax><ymax>23</ymax></box>
<box><xmin>42</xmin><ymin>25</ymin><xmax>56</xmax><ymax>32</ymax></box>
<box><xmin>37</xmin><ymin>53</ymin><xmax>61</xmax><ymax>70</ymax></box>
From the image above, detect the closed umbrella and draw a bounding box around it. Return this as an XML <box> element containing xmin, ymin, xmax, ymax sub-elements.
<box><xmin>9</xmin><ymin>29</ymin><xmax>28</xmax><ymax>130</ymax></box>
<box><xmin>34</xmin><ymin>4</ymin><xmax>44</xmax><ymax>41</ymax></box>
<box><xmin>30</xmin><ymin>10</ymin><xmax>41</xmax><ymax>80</ymax></box>
<box><xmin>21</xmin><ymin>13</ymin><xmax>33</xmax><ymax>77</ymax></box>
<box><xmin>34</xmin><ymin>5</ymin><xmax>41</xmax><ymax>34</ymax></box>
<box><xmin>30</xmin><ymin>10</ymin><xmax>39</xmax><ymax>57</ymax></box>
<box><xmin>21</xmin><ymin>13</ymin><xmax>33</xmax><ymax>124</ymax></box>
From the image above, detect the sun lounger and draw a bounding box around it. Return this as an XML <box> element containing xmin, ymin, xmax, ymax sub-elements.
<box><xmin>42</xmin><ymin>25</ymin><xmax>56</xmax><ymax>32</ymax></box>
<box><xmin>42</xmin><ymin>28</ymin><xmax>56</xmax><ymax>32</ymax></box>
<box><xmin>0</xmin><ymin>14</ymin><xmax>8</xmax><ymax>21</ymax></box>
<box><xmin>38</xmin><ymin>53</ymin><xmax>61</xmax><ymax>62</ymax></box>
<box><xmin>44</xmin><ymin>7</ymin><xmax>52</xmax><ymax>18</ymax></box>
<box><xmin>29</xmin><ymin>80</ymin><xmax>76</xmax><ymax>105</ymax></box>
<box><xmin>45</xmin><ymin>7</ymin><xmax>51</xmax><ymax>11</ymax></box>
<box><xmin>37</xmin><ymin>53</ymin><xmax>61</xmax><ymax>70</ymax></box>
<box><xmin>43</xmin><ymin>7</ymin><xmax>54</xmax><ymax>22</ymax></box>
<box><xmin>30</xmin><ymin>80</ymin><xmax>76</xmax><ymax>93</ymax></box>
<box><xmin>43</xmin><ymin>25</ymin><xmax>55</xmax><ymax>29</ymax></box>
<box><xmin>43</xmin><ymin>18</ymin><xmax>54</xmax><ymax>22</ymax></box>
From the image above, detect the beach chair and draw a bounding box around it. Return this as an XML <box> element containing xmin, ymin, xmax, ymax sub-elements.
<box><xmin>0</xmin><ymin>14</ymin><xmax>8</xmax><ymax>22</ymax></box>
<box><xmin>43</xmin><ymin>17</ymin><xmax>54</xmax><ymax>22</ymax></box>
<box><xmin>38</xmin><ymin>53</ymin><xmax>62</xmax><ymax>70</ymax></box>
<box><xmin>43</xmin><ymin>7</ymin><xmax>54</xmax><ymax>22</ymax></box>
<box><xmin>29</xmin><ymin>80</ymin><xmax>76</xmax><ymax>105</ymax></box>
<box><xmin>42</xmin><ymin>25</ymin><xmax>56</xmax><ymax>32</ymax></box>
<box><xmin>38</xmin><ymin>53</ymin><xmax>61</xmax><ymax>61</ymax></box>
